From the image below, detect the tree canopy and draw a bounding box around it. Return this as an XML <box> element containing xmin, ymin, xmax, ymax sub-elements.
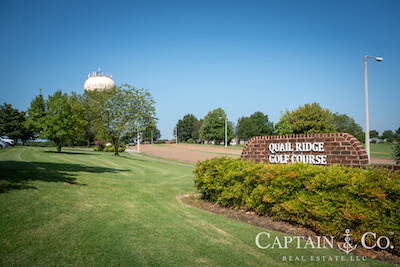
<box><xmin>28</xmin><ymin>90</ymin><xmax>87</xmax><ymax>152</ymax></box>
<box><xmin>176</xmin><ymin>114</ymin><xmax>198</xmax><ymax>142</ymax></box>
<box><xmin>192</xmin><ymin>119</ymin><xmax>203</xmax><ymax>142</ymax></box>
<box><xmin>370</xmin><ymin>130</ymin><xmax>379</xmax><ymax>139</ymax></box>
<box><xmin>275</xmin><ymin>116</ymin><xmax>294</xmax><ymax>135</ymax></box>
<box><xmin>26</xmin><ymin>91</ymin><xmax>46</xmax><ymax>136</ymax></box>
<box><xmin>249</xmin><ymin>111</ymin><xmax>274</xmax><ymax>136</ymax></box>
<box><xmin>0</xmin><ymin>103</ymin><xmax>31</xmax><ymax>144</ymax></box>
<box><xmin>200</xmin><ymin>108</ymin><xmax>233</xmax><ymax>144</ymax></box>
<box><xmin>142</xmin><ymin>124</ymin><xmax>161</xmax><ymax>143</ymax></box>
<box><xmin>236</xmin><ymin>116</ymin><xmax>258</xmax><ymax>140</ymax></box>
<box><xmin>45</xmin><ymin>91</ymin><xmax>86</xmax><ymax>152</ymax></box>
<box><xmin>332</xmin><ymin>112</ymin><xmax>364</xmax><ymax>143</ymax></box>
<box><xmin>280</xmin><ymin>102</ymin><xmax>336</xmax><ymax>134</ymax></box>
<box><xmin>381</xmin><ymin>130</ymin><xmax>394</xmax><ymax>142</ymax></box>
<box><xmin>236</xmin><ymin>111</ymin><xmax>274</xmax><ymax>140</ymax></box>
<box><xmin>85</xmin><ymin>85</ymin><xmax>156</xmax><ymax>155</ymax></box>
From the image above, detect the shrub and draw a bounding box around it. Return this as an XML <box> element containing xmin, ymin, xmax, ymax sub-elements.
<box><xmin>104</xmin><ymin>145</ymin><xmax>115</xmax><ymax>152</ymax></box>
<box><xmin>118</xmin><ymin>147</ymin><xmax>125</xmax><ymax>152</ymax></box>
<box><xmin>187</xmin><ymin>139</ymin><xmax>194</xmax><ymax>144</ymax></box>
<box><xmin>95</xmin><ymin>139</ymin><xmax>106</xmax><ymax>151</ymax></box>
<box><xmin>93</xmin><ymin>146</ymin><xmax>99</xmax><ymax>152</ymax></box>
<box><xmin>194</xmin><ymin>157</ymin><xmax>400</xmax><ymax>255</ymax></box>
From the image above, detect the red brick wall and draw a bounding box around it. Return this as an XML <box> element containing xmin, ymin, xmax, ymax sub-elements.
<box><xmin>241</xmin><ymin>133</ymin><xmax>368</xmax><ymax>166</ymax></box>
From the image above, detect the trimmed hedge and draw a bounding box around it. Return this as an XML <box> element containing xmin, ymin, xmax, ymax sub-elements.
<box><xmin>194</xmin><ymin>157</ymin><xmax>400</xmax><ymax>255</ymax></box>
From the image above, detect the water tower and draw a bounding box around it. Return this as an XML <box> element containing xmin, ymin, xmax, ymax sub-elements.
<box><xmin>84</xmin><ymin>68</ymin><xmax>116</xmax><ymax>91</ymax></box>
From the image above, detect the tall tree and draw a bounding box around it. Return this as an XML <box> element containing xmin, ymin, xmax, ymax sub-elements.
<box><xmin>39</xmin><ymin>90</ymin><xmax>87</xmax><ymax>153</ymax></box>
<box><xmin>0</xmin><ymin>103</ymin><xmax>27</xmax><ymax>144</ymax></box>
<box><xmin>249</xmin><ymin>111</ymin><xmax>274</xmax><ymax>136</ymax></box>
<box><xmin>200</xmin><ymin>108</ymin><xmax>233</xmax><ymax>144</ymax></box>
<box><xmin>370</xmin><ymin>130</ymin><xmax>379</xmax><ymax>139</ymax></box>
<box><xmin>86</xmin><ymin>85</ymin><xmax>156</xmax><ymax>156</ymax></box>
<box><xmin>192</xmin><ymin>119</ymin><xmax>203</xmax><ymax>142</ymax></box>
<box><xmin>142</xmin><ymin>124</ymin><xmax>161</xmax><ymax>143</ymax></box>
<box><xmin>176</xmin><ymin>114</ymin><xmax>197</xmax><ymax>142</ymax></box>
<box><xmin>26</xmin><ymin>90</ymin><xmax>46</xmax><ymax>137</ymax></box>
<box><xmin>236</xmin><ymin>116</ymin><xmax>258</xmax><ymax>140</ymax></box>
<box><xmin>20</xmin><ymin>120</ymin><xmax>35</xmax><ymax>145</ymax></box>
<box><xmin>332</xmin><ymin>112</ymin><xmax>364</xmax><ymax>143</ymax></box>
<box><xmin>381</xmin><ymin>130</ymin><xmax>394</xmax><ymax>143</ymax></box>
<box><xmin>78</xmin><ymin>93</ymin><xmax>100</xmax><ymax>146</ymax></box>
<box><xmin>275</xmin><ymin>116</ymin><xmax>294</xmax><ymax>135</ymax></box>
<box><xmin>280</xmin><ymin>102</ymin><xmax>336</xmax><ymax>134</ymax></box>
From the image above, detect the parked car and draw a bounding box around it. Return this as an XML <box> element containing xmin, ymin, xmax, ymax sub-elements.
<box><xmin>0</xmin><ymin>136</ymin><xmax>15</xmax><ymax>146</ymax></box>
<box><xmin>0</xmin><ymin>140</ymin><xmax>9</xmax><ymax>149</ymax></box>
<box><xmin>128</xmin><ymin>138</ymin><xmax>144</xmax><ymax>146</ymax></box>
<box><xmin>128</xmin><ymin>141</ymin><xmax>137</xmax><ymax>146</ymax></box>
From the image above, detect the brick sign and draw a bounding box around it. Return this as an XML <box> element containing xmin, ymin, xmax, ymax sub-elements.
<box><xmin>241</xmin><ymin>133</ymin><xmax>369</xmax><ymax>166</ymax></box>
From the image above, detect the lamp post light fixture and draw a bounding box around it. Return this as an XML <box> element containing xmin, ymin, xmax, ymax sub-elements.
<box><xmin>219</xmin><ymin>117</ymin><xmax>228</xmax><ymax>148</ymax></box>
<box><xmin>364</xmin><ymin>55</ymin><xmax>383</xmax><ymax>164</ymax></box>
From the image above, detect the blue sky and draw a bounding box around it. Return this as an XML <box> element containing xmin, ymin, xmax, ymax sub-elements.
<box><xmin>1</xmin><ymin>0</ymin><xmax>399</xmax><ymax>140</ymax></box>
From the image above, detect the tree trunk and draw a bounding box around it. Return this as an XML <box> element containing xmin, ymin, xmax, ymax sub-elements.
<box><xmin>57</xmin><ymin>142</ymin><xmax>62</xmax><ymax>153</ymax></box>
<box><xmin>114</xmin><ymin>138</ymin><xmax>119</xmax><ymax>156</ymax></box>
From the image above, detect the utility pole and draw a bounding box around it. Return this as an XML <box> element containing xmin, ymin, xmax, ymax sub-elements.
<box><xmin>137</xmin><ymin>122</ymin><xmax>140</xmax><ymax>153</ymax></box>
<box><xmin>175</xmin><ymin>124</ymin><xmax>178</xmax><ymax>144</ymax></box>
<box><xmin>364</xmin><ymin>55</ymin><xmax>383</xmax><ymax>164</ymax></box>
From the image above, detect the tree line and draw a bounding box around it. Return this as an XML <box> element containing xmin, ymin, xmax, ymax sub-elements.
<box><xmin>174</xmin><ymin>102</ymin><xmax>400</xmax><ymax>145</ymax></box>
<box><xmin>0</xmin><ymin>85</ymin><xmax>157</xmax><ymax>155</ymax></box>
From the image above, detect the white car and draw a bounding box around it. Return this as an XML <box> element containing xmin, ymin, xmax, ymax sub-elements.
<box><xmin>0</xmin><ymin>136</ymin><xmax>15</xmax><ymax>146</ymax></box>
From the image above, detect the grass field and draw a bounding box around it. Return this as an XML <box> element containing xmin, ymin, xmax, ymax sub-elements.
<box><xmin>369</xmin><ymin>143</ymin><xmax>394</xmax><ymax>159</ymax></box>
<box><xmin>0</xmin><ymin>147</ymin><xmax>392</xmax><ymax>266</ymax></box>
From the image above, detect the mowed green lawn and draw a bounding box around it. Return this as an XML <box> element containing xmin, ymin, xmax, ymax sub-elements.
<box><xmin>0</xmin><ymin>147</ymin><xmax>391</xmax><ymax>266</ymax></box>
<box><xmin>369</xmin><ymin>143</ymin><xmax>395</xmax><ymax>159</ymax></box>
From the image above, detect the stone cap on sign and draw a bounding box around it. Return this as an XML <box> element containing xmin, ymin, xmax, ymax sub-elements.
<box><xmin>241</xmin><ymin>133</ymin><xmax>369</xmax><ymax>166</ymax></box>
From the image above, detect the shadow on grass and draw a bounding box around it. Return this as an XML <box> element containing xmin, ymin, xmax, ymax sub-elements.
<box><xmin>0</xmin><ymin>161</ymin><xmax>130</xmax><ymax>193</ymax></box>
<box><xmin>43</xmin><ymin>150</ymin><xmax>94</xmax><ymax>155</ymax></box>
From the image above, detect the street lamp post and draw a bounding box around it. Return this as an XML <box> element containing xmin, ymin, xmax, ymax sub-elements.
<box><xmin>225</xmin><ymin>118</ymin><xmax>227</xmax><ymax>147</ymax></box>
<box><xmin>364</xmin><ymin>55</ymin><xmax>383</xmax><ymax>164</ymax></box>
<box><xmin>175</xmin><ymin>124</ymin><xmax>178</xmax><ymax>144</ymax></box>
<box><xmin>137</xmin><ymin>122</ymin><xmax>140</xmax><ymax>153</ymax></box>
<box><xmin>220</xmin><ymin>117</ymin><xmax>228</xmax><ymax>147</ymax></box>
<box><xmin>172</xmin><ymin>122</ymin><xmax>178</xmax><ymax>144</ymax></box>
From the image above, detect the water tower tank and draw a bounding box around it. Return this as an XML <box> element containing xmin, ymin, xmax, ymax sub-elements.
<box><xmin>84</xmin><ymin>68</ymin><xmax>116</xmax><ymax>91</ymax></box>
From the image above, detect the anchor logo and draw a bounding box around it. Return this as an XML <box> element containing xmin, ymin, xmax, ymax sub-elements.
<box><xmin>338</xmin><ymin>229</ymin><xmax>358</xmax><ymax>254</ymax></box>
